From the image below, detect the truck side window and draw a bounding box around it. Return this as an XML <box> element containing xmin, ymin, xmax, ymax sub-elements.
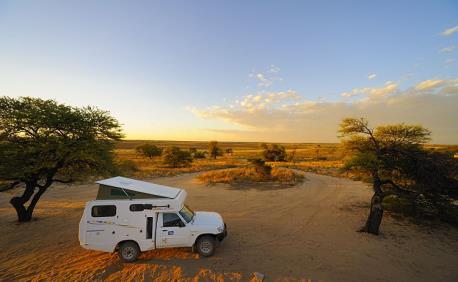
<box><xmin>91</xmin><ymin>205</ymin><xmax>116</xmax><ymax>217</ymax></box>
<box><xmin>163</xmin><ymin>213</ymin><xmax>184</xmax><ymax>227</ymax></box>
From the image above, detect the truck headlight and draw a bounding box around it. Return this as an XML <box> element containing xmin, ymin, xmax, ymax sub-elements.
<box><xmin>217</xmin><ymin>225</ymin><xmax>225</xmax><ymax>233</ymax></box>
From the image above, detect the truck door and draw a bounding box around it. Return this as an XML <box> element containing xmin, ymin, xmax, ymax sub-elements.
<box><xmin>156</xmin><ymin>212</ymin><xmax>190</xmax><ymax>248</ymax></box>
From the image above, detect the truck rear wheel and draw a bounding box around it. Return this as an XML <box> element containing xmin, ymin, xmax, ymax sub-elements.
<box><xmin>196</xmin><ymin>235</ymin><xmax>216</xmax><ymax>257</ymax></box>
<box><xmin>118</xmin><ymin>241</ymin><xmax>140</xmax><ymax>262</ymax></box>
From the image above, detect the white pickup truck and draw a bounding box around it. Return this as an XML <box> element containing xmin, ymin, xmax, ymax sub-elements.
<box><xmin>79</xmin><ymin>177</ymin><xmax>227</xmax><ymax>262</ymax></box>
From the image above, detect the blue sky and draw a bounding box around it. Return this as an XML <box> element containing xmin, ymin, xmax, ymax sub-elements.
<box><xmin>0</xmin><ymin>1</ymin><xmax>457</xmax><ymax>142</ymax></box>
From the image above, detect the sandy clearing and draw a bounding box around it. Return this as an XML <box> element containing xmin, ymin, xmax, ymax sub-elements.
<box><xmin>0</xmin><ymin>172</ymin><xmax>457</xmax><ymax>281</ymax></box>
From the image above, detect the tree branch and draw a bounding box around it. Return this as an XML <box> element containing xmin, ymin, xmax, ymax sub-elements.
<box><xmin>381</xmin><ymin>179</ymin><xmax>416</xmax><ymax>197</ymax></box>
<box><xmin>53</xmin><ymin>179</ymin><xmax>74</xmax><ymax>184</ymax></box>
<box><xmin>0</xmin><ymin>181</ymin><xmax>21</xmax><ymax>192</ymax></box>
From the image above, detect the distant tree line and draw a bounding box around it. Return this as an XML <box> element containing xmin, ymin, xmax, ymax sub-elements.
<box><xmin>134</xmin><ymin>141</ymin><xmax>233</xmax><ymax>168</ymax></box>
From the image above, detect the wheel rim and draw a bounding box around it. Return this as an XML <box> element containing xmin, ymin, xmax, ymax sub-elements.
<box><xmin>122</xmin><ymin>246</ymin><xmax>135</xmax><ymax>259</ymax></box>
<box><xmin>200</xmin><ymin>240</ymin><xmax>212</xmax><ymax>254</ymax></box>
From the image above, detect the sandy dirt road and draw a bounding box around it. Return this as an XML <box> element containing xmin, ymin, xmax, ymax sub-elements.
<box><xmin>1</xmin><ymin>172</ymin><xmax>457</xmax><ymax>281</ymax></box>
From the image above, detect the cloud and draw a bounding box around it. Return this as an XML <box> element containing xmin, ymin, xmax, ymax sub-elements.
<box><xmin>269</xmin><ymin>65</ymin><xmax>280</xmax><ymax>73</ymax></box>
<box><xmin>340</xmin><ymin>81</ymin><xmax>398</xmax><ymax>99</ymax></box>
<box><xmin>440</xmin><ymin>46</ymin><xmax>456</xmax><ymax>53</ymax></box>
<box><xmin>368</xmin><ymin>73</ymin><xmax>377</xmax><ymax>80</ymax></box>
<box><xmin>256</xmin><ymin>73</ymin><xmax>271</xmax><ymax>87</ymax></box>
<box><xmin>438</xmin><ymin>79</ymin><xmax>458</xmax><ymax>95</ymax></box>
<box><xmin>441</xmin><ymin>25</ymin><xmax>458</xmax><ymax>36</ymax></box>
<box><xmin>415</xmin><ymin>79</ymin><xmax>445</xmax><ymax>90</ymax></box>
<box><xmin>190</xmin><ymin>78</ymin><xmax>458</xmax><ymax>143</ymax></box>
<box><xmin>444</xmin><ymin>58</ymin><xmax>455</xmax><ymax>65</ymax></box>
<box><xmin>250</xmin><ymin>65</ymin><xmax>282</xmax><ymax>88</ymax></box>
<box><xmin>191</xmin><ymin>90</ymin><xmax>300</xmax><ymax>116</ymax></box>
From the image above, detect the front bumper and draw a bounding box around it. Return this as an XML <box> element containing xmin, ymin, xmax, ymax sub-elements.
<box><xmin>216</xmin><ymin>223</ymin><xmax>227</xmax><ymax>241</ymax></box>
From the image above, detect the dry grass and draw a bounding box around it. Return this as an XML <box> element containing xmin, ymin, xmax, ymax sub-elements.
<box><xmin>114</xmin><ymin>141</ymin><xmax>458</xmax><ymax>179</ymax></box>
<box><xmin>273</xmin><ymin>160</ymin><xmax>345</xmax><ymax>178</ymax></box>
<box><xmin>196</xmin><ymin>167</ymin><xmax>304</xmax><ymax>186</ymax></box>
<box><xmin>114</xmin><ymin>141</ymin><xmax>345</xmax><ymax>178</ymax></box>
<box><xmin>115</xmin><ymin>148</ymin><xmax>248</xmax><ymax>177</ymax></box>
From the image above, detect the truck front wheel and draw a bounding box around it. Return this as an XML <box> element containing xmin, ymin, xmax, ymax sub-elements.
<box><xmin>118</xmin><ymin>241</ymin><xmax>140</xmax><ymax>262</ymax></box>
<box><xmin>196</xmin><ymin>235</ymin><xmax>216</xmax><ymax>257</ymax></box>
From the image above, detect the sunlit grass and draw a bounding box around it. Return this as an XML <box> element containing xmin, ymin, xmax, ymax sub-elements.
<box><xmin>115</xmin><ymin>149</ymin><xmax>246</xmax><ymax>177</ymax></box>
<box><xmin>196</xmin><ymin>167</ymin><xmax>304</xmax><ymax>186</ymax></box>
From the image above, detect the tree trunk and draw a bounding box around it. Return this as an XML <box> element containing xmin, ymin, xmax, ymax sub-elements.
<box><xmin>9</xmin><ymin>182</ymin><xmax>48</xmax><ymax>222</ymax></box>
<box><xmin>360</xmin><ymin>180</ymin><xmax>384</xmax><ymax>235</ymax></box>
<box><xmin>26</xmin><ymin>187</ymin><xmax>47</xmax><ymax>217</ymax></box>
<box><xmin>10</xmin><ymin>182</ymin><xmax>36</xmax><ymax>222</ymax></box>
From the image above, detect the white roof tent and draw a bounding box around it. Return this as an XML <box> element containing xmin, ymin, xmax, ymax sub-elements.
<box><xmin>95</xmin><ymin>176</ymin><xmax>182</xmax><ymax>200</ymax></box>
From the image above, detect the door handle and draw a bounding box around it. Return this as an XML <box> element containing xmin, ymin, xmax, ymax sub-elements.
<box><xmin>162</xmin><ymin>230</ymin><xmax>168</xmax><ymax>232</ymax></box>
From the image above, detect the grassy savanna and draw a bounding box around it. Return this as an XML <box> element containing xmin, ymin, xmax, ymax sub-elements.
<box><xmin>115</xmin><ymin>140</ymin><xmax>457</xmax><ymax>179</ymax></box>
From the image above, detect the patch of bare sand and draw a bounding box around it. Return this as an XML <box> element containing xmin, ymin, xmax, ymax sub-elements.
<box><xmin>0</xmin><ymin>172</ymin><xmax>457</xmax><ymax>281</ymax></box>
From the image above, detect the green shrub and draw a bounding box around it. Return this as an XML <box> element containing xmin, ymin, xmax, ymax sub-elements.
<box><xmin>193</xmin><ymin>150</ymin><xmax>207</xmax><ymax>159</ymax></box>
<box><xmin>261</xmin><ymin>143</ymin><xmax>287</xmax><ymax>161</ymax></box>
<box><xmin>162</xmin><ymin>146</ymin><xmax>193</xmax><ymax>167</ymax></box>
<box><xmin>136</xmin><ymin>144</ymin><xmax>162</xmax><ymax>159</ymax></box>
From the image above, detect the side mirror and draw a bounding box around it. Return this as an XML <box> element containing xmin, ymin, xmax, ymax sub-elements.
<box><xmin>179</xmin><ymin>221</ymin><xmax>186</xmax><ymax>227</ymax></box>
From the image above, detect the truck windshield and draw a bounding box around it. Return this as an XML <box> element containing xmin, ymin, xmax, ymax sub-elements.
<box><xmin>179</xmin><ymin>205</ymin><xmax>195</xmax><ymax>223</ymax></box>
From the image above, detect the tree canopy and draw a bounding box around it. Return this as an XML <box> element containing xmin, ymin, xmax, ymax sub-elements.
<box><xmin>136</xmin><ymin>144</ymin><xmax>162</xmax><ymax>159</ymax></box>
<box><xmin>0</xmin><ymin>96</ymin><xmax>123</xmax><ymax>221</ymax></box>
<box><xmin>162</xmin><ymin>146</ymin><xmax>193</xmax><ymax>167</ymax></box>
<box><xmin>209</xmin><ymin>141</ymin><xmax>223</xmax><ymax>159</ymax></box>
<box><xmin>339</xmin><ymin>118</ymin><xmax>457</xmax><ymax>233</ymax></box>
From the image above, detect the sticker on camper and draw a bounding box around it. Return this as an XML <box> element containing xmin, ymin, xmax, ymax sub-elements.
<box><xmin>87</xmin><ymin>220</ymin><xmax>137</xmax><ymax>229</ymax></box>
<box><xmin>168</xmin><ymin>231</ymin><xmax>174</xmax><ymax>235</ymax></box>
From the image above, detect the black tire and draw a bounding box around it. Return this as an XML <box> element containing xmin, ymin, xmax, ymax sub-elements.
<box><xmin>196</xmin><ymin>235</ymin><xmax>216</xmax><ymax>257</ymax></box>
<box><xmin>118</xmin><ymin>241</ymin><xmax>140</xmax><ymax>262</ymax></box>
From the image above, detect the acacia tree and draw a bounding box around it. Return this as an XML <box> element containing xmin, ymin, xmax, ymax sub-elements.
<box><xmin>339</xmin><ymin>118</ymin><xmax>432</xmax><ymax>234</ymax></box>
<box><xmin>209</xmin><ymin>141</ymin><xmax>223</xmax><ymax>159</ymax></box>
<box><xmin>162</xmin><ymin>146</ymin><xmax>193</xmax><ymax>167</ymax></box>
<box><xmin>0</xmin><ymin>97</ymin><xmax>123</xmax><ymax>222</ymax></box>
<box><xmin>136</xmin><ymin>144</ymin><xmax>162</xmax><ymax>159</ymax></box>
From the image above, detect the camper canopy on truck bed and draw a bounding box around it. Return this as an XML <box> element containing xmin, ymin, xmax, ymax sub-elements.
<box><xmin>94</xmin><ymin>176</ymin><xmax>187</xmax><ymax>211</ymax></box>
<box><xmin>96</xmin><ymin>176</ymin><xmax>182</xmax><ymax>200</ymax></box>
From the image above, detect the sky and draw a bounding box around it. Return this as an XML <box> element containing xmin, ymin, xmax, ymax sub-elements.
<box><xmin>0</xmin><ymin>0</ymin><xmax>457</xmax><ymax>143</ymax></box>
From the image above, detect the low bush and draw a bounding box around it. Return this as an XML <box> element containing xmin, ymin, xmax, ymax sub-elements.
<box><xmin>197</xmin><ymin>167</ymin><xmax>304</xmax><ymax>186</ymax></box>
<box><xmin>192</xmin><ymin>150</ymin><xmax>207</xmax><ymax>159</ymax></box>
<box><xmin>261</xmin><ymin>143</ymin><xmax>287</xmax><ymax>161</ymax></box>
